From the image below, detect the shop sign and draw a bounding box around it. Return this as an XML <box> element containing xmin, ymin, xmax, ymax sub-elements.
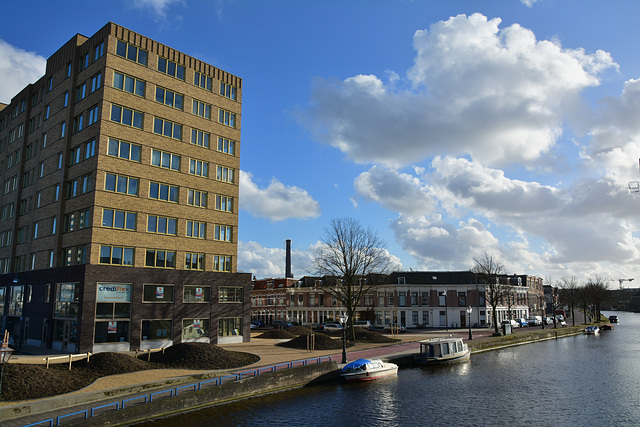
<box><xmin>97</xmin><ymin>284</ymin><xmax>131</xmax><ymax>302</ymax></box>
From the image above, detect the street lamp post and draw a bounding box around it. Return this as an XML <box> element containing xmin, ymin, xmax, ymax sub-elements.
<box><xmin>0</xmin><ymin>331</ymin><xmax>15</xmax><ymax>401</ymax></box>
<box><xmin>339</xmin><ymin>314</ymin><xmax>349</xmax><ymax>364</ymax></box>
<box><xmin>466</xmin><ymin>306</ymin><xmax>473</xmax><ymax>340</ymax></box>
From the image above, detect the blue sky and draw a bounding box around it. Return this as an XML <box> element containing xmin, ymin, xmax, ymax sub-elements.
<box><xmin>3</xmin><ymin>0</ymin><xmax>640</xmax><ymax>286</ymax></box>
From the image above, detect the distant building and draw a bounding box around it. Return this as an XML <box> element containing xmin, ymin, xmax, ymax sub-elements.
<box><xmin>274</xmin><ymin>271</ymin><xmax>543</xmax><ymax>329</ymax></box>
<box><xmin>0</xmin><ymin>22</ymin><xmax>250</xmax><ymax>353</ymax></box>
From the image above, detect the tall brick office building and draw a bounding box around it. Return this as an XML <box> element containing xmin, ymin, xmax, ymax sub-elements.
<box><xmin>0</xmin><ymin>23</ymin><xmax>251</xmax><ymax>353</ymax></box>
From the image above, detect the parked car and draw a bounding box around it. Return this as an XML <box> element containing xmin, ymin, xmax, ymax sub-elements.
<box><xmin>383</xmin><ymin>323</ymin><xmax>406</xmax><ymax>333</ymax></box>
<box><xmin>501</xmin><ymin>319</ymin><xmax>519</xmax><ymax>329</ymax></box>
<box><xmin>271</xmin><ymin>320</ymin><xmax>293</xmax><ymax>329</ymax></box>
<box><xmin>323</xmin><ymin>323</ymin><xmax>343</xmax><ymax>332</ymax></box>
<box><xmin>558</xmin><ymin>319</ymin><xmax>567</xmax><ymax>327</ymax></box>
<box><xmin>308</xmin><ymin>323</ymin><xmax>325</xmax><ymax>332</ymax></box>
<box><xmin>251</xmin><ymin>319</ymin><xmax>265</xmax><ymax>328</ymax></box>
<box><xmin>527</xmin><ymin>316</ymin><xmax>542</xmax><ymax>326</ymax></box>
<box><xmin>516</xmin><ymin>318</ymin><xmax>529</xmax><ymax>327</ymax></box>
<box><xmin>543</xmin><ymin>317</ymin><xmax>554</xmax><ymax>325</ymax></box>
<box><xmin>353</xmin><ymin>320</ymin><xmax>374</xmax><ymax>330</ymax></box>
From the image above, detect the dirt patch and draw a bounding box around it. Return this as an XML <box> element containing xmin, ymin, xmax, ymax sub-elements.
<box><xmin>277</xmin><ymin>333</ymin><xmax>351</xmax><ymax>350</ymax></box>
<box><xmin>285</xmin><ymin>326</ymin><xmax>314</xmax><ymax>336</ymax></box>
<box><xmin>255</xmin><ymin>330</ymin><xmax>296</xmax><ymax>339</ymax></box>
<box><xmin>2</xmin><ymin>343</ymin><xmax>259</xmax><ymax>402</ymax></box>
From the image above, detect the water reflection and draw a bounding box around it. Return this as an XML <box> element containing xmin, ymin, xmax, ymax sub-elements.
<box><xmin>141</xmin><ymin>312</ymin><xmax>640</xmax><ymax>426</ymax></box>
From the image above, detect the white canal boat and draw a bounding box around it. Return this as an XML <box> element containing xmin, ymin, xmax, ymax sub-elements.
<box><xmin>415</xmin><ymin>337</ymin><xmax>471</xmax><ymax>365</ymax></box>
<box><xmin>339</xmin><ymin>358</ymin><xmax>399</xmax><ymax>382</ymax></box>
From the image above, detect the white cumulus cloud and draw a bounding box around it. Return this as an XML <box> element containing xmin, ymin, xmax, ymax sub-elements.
<box><xmin>302</xmin><ymin>13</ymin><xmax>617</xmax><ymax>168</ymax></box>
<box><xmin>0</xmin><ymin>40</ymin><xmax>46</xmax><ymax>103</ymax></box>
<box><xmin>239</xmin><ymin>170</ymin><xmax>321</xmax><ymax>221</ymax></box>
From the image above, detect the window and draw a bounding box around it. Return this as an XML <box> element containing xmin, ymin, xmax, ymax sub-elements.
<box><xmin>216</xmin><ymin>166</ymin><xmax>234</xmax><ymax>183</ymax></box>
<box><xmin>85</xmin><ymin>139</ymin><xmax>96</xmax><ymax>159</ymax></box>
<box><xmin>214</xmin><ymin>224</ymin><xmax>232</xmax><ymax>242</ymax></box>
<box><xmin>218</xmin><ymin>318</ymin><xmax>241</xmax><ymax>337</ymax></box>
<box><xmin>105</xmin><ymin>173</ymin><xmax>139</xmax><ymax>195</ymax></box>
<box><xmin>185</xmin><ymin>252</ymin><xmax>205</xmax><ymax>270</ymax></box>
<box><xmin>153</xmin><ymin>117</ymin><xmax>182</xmax><ymax>139</ymax></box>
<box><xmin>64</xmin><ymin>91</ymin><xmax>69</xmax><ymax>107</ymax></box>
<box><xmin>219</xmin><ymin>287</ymin><xmax>243</xmax><ymax>302</ymax></box>
<box><xmin>187</xmin><ymin>189</ymin><xmax>207</xmax><ymax>207</ymax></box>
<box><xmin>51</xmin><ymin>217</ymin><xmax>57</xmax><ymax>234</ymax></box>
<box><xmin>189</xmin><ymin>129</ymin><xmax>211</xmax><ymax>149</ymax></box>
<box><xmin>111</xmin><ymin>105</ymin><xmax>143</xmax><ymax>129</ymax></box>
<box><xmin>36</xmin><ymin>192</ymin><xmax>42</xmax><ymax>208</ymax></box>
<box><xmin>94</xmin><ymin>283</ymin><xmax>131</xmax><ymax>344</ymax></box>
<box><xmin>157</xmin><ymin>57</ymin><xmax>185</xmax><ymax>80</ymax></box>
<box><xmin>217</xmin><ymin>137</ymin><xmax>235</xmax><ymax>155</ymax></box>
<box><xmin>99</xmin><ymin>245</ymin><xmax>134</xmax><ymax>265</ymax></box>
<box><xmin>151</xmin><ymin>149</ymin><xmax>180</xmax><ymax>171</ymax></box>
<box><xmin>186</xmin><ymin>220</ymin><xmax>206</xmax><ymax>239</ymax></box>
<box><xmin>113</xmin><ymin>71</ymin><xmax>145</xmax><ymax>96</ymax></box>
<box><xmin>94</xmin><ymin>42</ymin><xmax>104</xmax><ymax>60</ymax></box>
<box><xmin>45</xmin><ymin>104</ymin><xmax>50</xmax><ymax>120</ymax></box>
<box><xmin>60</xmin><ymin>122</ymin><xmax>66</xmax><ymax>138</ymax></box>
<box><xmin>192</xmin><ymin>100</ymin><xmax>211</xmax><ymax>119</ymax></box>
<box><xmin>91</xmin><ymin>72</ymin><xmax>102</xmax><ymax>93</ymax></box>
<box><xmin>102</xmin><ymin>208</ymin><xmax>136</xmax><ymax>230</ymax></box>
<box><xmin>54</xmin><ymin>283</ymin><xmax>80</xmax><ymax>318</ymax></box>
<box><xmin>88</xmin><ymin>105</ymin><xmax>100</xmax><ymax>125</ymax></box>
<box><xmin>76</xmin><ymin>83</ymin><xmax>87</xmax><ymax>102</ymax></box>
<box><xmin>48</xmin><ymin>77</ymin><xmax>53</xmax><ymax>92</ymax></box>
<box><xmin>145</xmin><ymin>249</ymin><xmax>176</xmax><ymax>269</ymax></box>
<box><xmin>182</xmin><ymin>318</ymin><xmax>208</xmax><ymax>340</ymax></box>
<box><xmin>116</xmin><ymin>40</ymin><xmax>148</xmax><ymax>65</ymax></box>
<box><xmin>72</xmin><ymin>115</ymin><xmax>84</xmax><ymax>133</ymax></box>
<box><xmin>69</xmin><ymin>146</ymin><xmax>81</xmax><ymax>166</ymax></box>
<box><xmin>155</xmin><ymin>87</ymin><xmax>183</xmax><ymax>109</ymax></box>
<box><xmin>215</xmin><ymin>194</ymin><xmax>233</xmax><ymax>212</ymax></box>
<box><xmin>149</xmin><ymin>182</ymin><xmax>178</xmax><ymax>202</ymax></box>
<box><xmin>66</xmin><ymin>174</ymin><xmax>92</xmax><ymax>198</ymax></box>
<box><xmin>189</xmin><ymin>159</ymin><xmax>208</xmax><ymax>177</ymax></box>
<box><xmin>58</xmin><ymin>153</ymin><xmax>63</xmax><ymax>169</ymax></box>
<box><xmin>142</xmin><ymin>284</ymin><xmax>174</xmax><ymax>303</ymax></box>
<box><xmin>194</xmin><ymin>72</ymin><xmax>212</xmax><ymax>90</ymax></box>
<box><xmin>55</xmin><ymin>185</ymin><xmax>60</xmax><ymax>201</ymax></box>
<box><xmin>147</xmin><ymin>215</ymin><xmax>177</xmax><ymax>235</ymax></box>
<box><xmin>213</xmin><ymin>255</ymin><xmax>232</xmax><ymax>272</ymax></box>
<box><xmin>141</xmin><ymin>320</ymin><xmax>171</xmax><ymax>341</ymax></box>
<box><xmin>17</xmin><ymin>226</ymin><xmax>30</xmax><ymax>244</ymax></box>
<box><xmin>184</xmin><ymin>286</ymin><xmax>210</xmax><ymax>303</ymax></box>
<box><xmin>218</xmin><ymin>109</ymin><xmax>236</xmax><ymax>127</ymax></box>
<box><xmin>107</xmin><ymin>138</ymin><xmax>141</xmax><ymax>162</ymax></box>
<box><xmin>220</xmin><ymin>82</ymin><xmax>237</xmax><ymax>100</ymax></box>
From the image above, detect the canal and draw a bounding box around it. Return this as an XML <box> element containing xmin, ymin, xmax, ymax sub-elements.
<box><xmin>140</xmin><ymin>312</ymin><xmax>640</xmax><ymax>426</ymax></box>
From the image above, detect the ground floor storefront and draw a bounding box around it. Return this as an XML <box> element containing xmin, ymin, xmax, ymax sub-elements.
<box><xmin>0</xmin><ymin>265</ymin><xmax>252</xmax><ymax>353</ymax></box>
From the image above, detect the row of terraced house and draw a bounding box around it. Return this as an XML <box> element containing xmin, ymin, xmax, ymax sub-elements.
<box><xmin>251</xmin><ymin>271</ymin><xmax>545</xmax><ymax>330</ymax></box>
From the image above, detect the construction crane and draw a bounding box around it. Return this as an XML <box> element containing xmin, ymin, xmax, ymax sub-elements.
<box><xmin>617</xmin><ymin>278</ymin><xmax>634</xmax><ymax>290</ymax></box>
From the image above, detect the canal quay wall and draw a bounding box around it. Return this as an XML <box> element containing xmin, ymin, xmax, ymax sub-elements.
<box><xmin>0</xmin><ymin>361</ymin><xmax>339</xmax><ymax>427</ymax></box>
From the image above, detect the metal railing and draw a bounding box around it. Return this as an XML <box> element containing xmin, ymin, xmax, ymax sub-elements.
<box><xmin>20</xmin><ymin>355</ymin><xmax>333</xmax><ymax>427</ymax></box>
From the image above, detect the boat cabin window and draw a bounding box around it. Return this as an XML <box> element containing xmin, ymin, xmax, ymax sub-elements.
<box><xmin>442</xmin><ymin>342</ymin><xmax>449</xmax><ymax>355</ymax></box>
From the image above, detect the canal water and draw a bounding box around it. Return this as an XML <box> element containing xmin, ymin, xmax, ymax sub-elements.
<box><xmin>140</xmin><ymin>312</ymin><xmax>640</xmax><ymax>426</ymax></box>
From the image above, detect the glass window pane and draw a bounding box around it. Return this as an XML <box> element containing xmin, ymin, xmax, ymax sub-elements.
<box><xmin>121</xmin><ymin>142</ymin><xmax>130</xmax><ymax>160</ymax></box>
<box><xmin>170</xmin><ymin>186</ymin><xmax>178</xmax><ymax>202</ymax></box>
<box><xmin>147</xmin><ymin>216</ymin><xmax>157</xmax><ymax>232</ymax></box>
<box><xmin>102</xmin><ymin>209</ymin><xmax>113</xmax><ymax>227</ymax></box>
<box><xmin>117</xmin><ymin>176</ymin><xmax>127</xmax><ymax>193</ymax></box>
<box><xmin>108</xmin><ymin>139</ymin><xmax>119</xmax><ymax>156</ymax></box>
<box><xmin>168</xmin><ymin>218</ymin><xmax>176</xmax><ymax>235</ymax></box>
<box><xmin>105</xmin><ymin>173</ymin><xmax>116</xmax><ymax>191</ymax></box>
<box><xmin>175</xmin><ymin>94</ymin><xmax>183</xmax><ymax>110</ymax></box>
<box><xmin>172</xmin><ymin>155</ymin><xmax>180</xmax><ymax>171</ymax></box>
<box><xmin>158</xmin><ymin>217</ymin><xmax>167</xmax><ymax>234</ymax></box>
<box><xmin>114</xmin><ymin>211</ymin><xmax>125</xmax><ymax>229</ymax></box>
<box><xmin>124</xmin><ymin>76</ymin><xmax>134</xmax><ymax>93</ymax></box>
<box><xmin>135</xmin><ymin>81</ymin><xmax>145</xmax><ymax>97</ymax></box>
<box><xmin>112</xmin><ymin>246</ymin><xmax>123</xmax><ymax>264</ymax></box>
<box><xmin>122</xmin><ymin>108</ymin><xmax>132</xmax><ymax>126</ymax></box>
<box><xmin>114</xmin><ymin>72</ymin><xmax>124</xmax><ymax>89</ymax></box>
<box><xmin>111</xmin><ymin>105</ymin><xmax>122</xmax><ymax>122</ymax></box>
<box><xmin>155</xmin><ymin>87</ymin><xmax>164</xmax><ymax>103</ymax></box>
<box><xmin>130</xmin><ymin>145</ymin><xmax>141</xmax><ymax>162</ymax></box>
<box><xmin>138</xmin><ymin>50</ymin><xmax>147</xmax><ymax>66</ymax></box>
<box><xmin>133</xmin><ymin>111</ymin><xmax>143</xmax><ymax>129</ymax></box>
<box><xmin>128</xmin><ymin>178</ymin><xmax>138</xmax><ymax>195</ymax></box>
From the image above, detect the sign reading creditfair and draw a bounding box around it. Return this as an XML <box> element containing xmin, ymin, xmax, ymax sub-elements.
<box><xmin>97</xmin><ymin>284</ymin><xmax>132</xmax><ymax>302</ymax></box>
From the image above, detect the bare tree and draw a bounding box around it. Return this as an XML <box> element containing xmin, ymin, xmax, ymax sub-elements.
<box><xmin>545</xmin><ymin>283</ymin><xmax>562</xmax><ymax>328</ymax></box>
<box><xmin>313</xmin><ymin>218</ymin><xmax>392</xmax><ymax>340</ymax></box>
<box><xmin>559</xmin><ymin>276</ymin><xmax>580</xmax><ymax>326</ymax></box>
<box><xmin>585</xmin><ymin>276</ymin><xmax>609</xmax><ymax>322</ymax></box>
<box><xmin>472</xmin><ymin>252</ymin><xmax>508</xmax><ymax>335</ymax></box>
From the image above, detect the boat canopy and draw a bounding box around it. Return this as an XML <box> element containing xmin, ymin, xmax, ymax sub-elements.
<box><xmin>342</xmin><ymin>359</ymin><xmax>374</xmax><ymax>371</ymax></box>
